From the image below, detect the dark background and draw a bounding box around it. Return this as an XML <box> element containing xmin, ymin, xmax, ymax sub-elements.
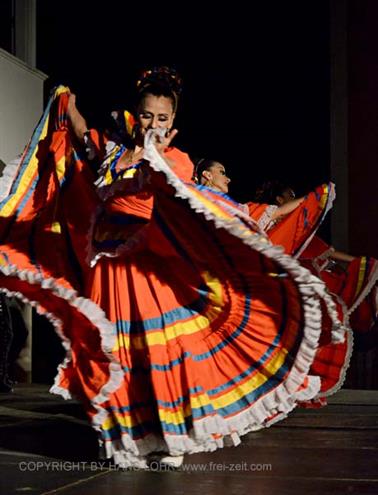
<box><xmin>10</xmin><ymin>1</ymin><xmax>369</xmax><ymax>385</ymax></box>
<box><xmin>36</xmin><ymin>1</ymin><xmax>330</xmax><ymax>203</ymax></box>
<box><xmin>2</xmin><ymin>1</ymin><xmax>378</xmax><ymax>388</ymax></box>
<box><xmin>33</xmin><ymin>1</ymin><xmax>333</xmax><ymax>381</ymax></box>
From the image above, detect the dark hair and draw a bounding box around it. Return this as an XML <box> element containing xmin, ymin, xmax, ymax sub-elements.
<box><xmin>104</xmin><ymin>67</ymin><xmax>182</xmax><ymax>145</ymax></box>
<box><xmin>253</xmin><ymin>180</ymin><xmax>292</xmax><ymax>204</ymax></box>
<box><xmin>135</xmin><ymin>66</ymin><xmax>183</xmax><ymax>112</ymax></box>
<box><xmin>193</xmin><ymin>158</ymin><xmax>220</xmax><ymax>184</ymax></box>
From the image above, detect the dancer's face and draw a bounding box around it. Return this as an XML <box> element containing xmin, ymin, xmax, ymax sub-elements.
<box><xmin>276</xmin><ymin>188</ymin><xmax>295</xmax><ymax>205</ymax></box>
<box><xmin>137</xmin><ymin>94</ymin><xmax>175</xmax><ymax>137</ymax></box>
<box><xmin>202</xmin><ymin>162</ymin><xmax>231</xmax><ymax>194</ymax></box>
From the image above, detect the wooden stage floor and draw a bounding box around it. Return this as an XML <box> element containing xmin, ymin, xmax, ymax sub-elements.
<box><xmin>0</xmin><ymin>385</ymin><xmax>377</xmax><ymax>494</ymax></box>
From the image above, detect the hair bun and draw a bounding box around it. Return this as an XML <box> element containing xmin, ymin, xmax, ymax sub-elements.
<box><xmin>136</xmin><ymin>66</ymin><xmax>183</xmax><ymax>96</ymax></box>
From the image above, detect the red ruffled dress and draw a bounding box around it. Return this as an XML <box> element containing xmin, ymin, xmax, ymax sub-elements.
<box><xmin>300</xmin><ymin>236</ymin><xmax>378</xmax><ymax>333</ymax></box>
<box><xmin>0</xmin><ymin>87</ymin><xmax>346</xmax><ymax>466</ymax></box>
<box><xmin>246</xmin><ymin>189</ymin><xmax>353</xmax><ymax>405</ymax></box>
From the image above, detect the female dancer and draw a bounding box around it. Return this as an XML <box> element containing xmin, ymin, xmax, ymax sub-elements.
<box><xmin>254</xmin><ymin>180</ymin><xmax>378</xmax><ymax>334</ymax></box>
<box><xmin>195</xmin><ymin>160</ymin><xmax>353</xmax><ymax>407</ymax></box>
<box><xmin>0</xmin><ymin>69</ymin><xmax>345</xmax><ymax>468</ymax></box>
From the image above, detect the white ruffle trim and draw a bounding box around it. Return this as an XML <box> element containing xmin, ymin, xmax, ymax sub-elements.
<box><xmin>143</xmin><ymin>131</ymin><xmax>346</xmax><ymax>344</ymax></box>
<box><xmin>101</xmin><ymin>373</ymin><xmax>323</xmax><ymax>466</ymax></box>
<box><xmin>258</xmin><ymin>204</ymin><xmax>279</xmax><ymax>231</ymax></box>
<box><xmin>316</xmin><ymin>327</ymin><xmax>354</xmax><ymax>400</ymax></box>
<box><xmin>0</xmin><ymin>130</ymin><xmax>348</xmax><ymax>468</ymax></box>
<box><xmin>0</xmin><ymin>285</ymin><xmax>72</xmax><ymax>398</ymax></box>
<box><xmin>89</xmin><ymin>130</ymin><xmax>348</xmax><ymax>466</ymax></box>
<box><xmin>315</xmin><ymin>292</ymin><xmax>353</xmax><ymax>400</ymax></box>
<box><xmin>0</xmin><ymin>261</ymin><xmax>124</xmax><ymax>433</ymax></box>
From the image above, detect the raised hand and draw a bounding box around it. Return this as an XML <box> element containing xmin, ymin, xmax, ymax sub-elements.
<box><xmin>66</xmin><ymin>93</ymin><xmax>88</xmax><ymax>142</ymax></box>
<box><xmin>146</xmin><ymin>128</ymin><xmax>178</xmax><ymax>155</ymax></box>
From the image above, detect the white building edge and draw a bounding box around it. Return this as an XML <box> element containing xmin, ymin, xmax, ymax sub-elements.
<box><xmin>0</xmin><ymin>46</ymin><xmax>47</xmax><ymax>165</ymax></box>
<box><xmin>0</xmin><ymin>0</ymin><xmax>47</xmax><ymax>382</ymax></box>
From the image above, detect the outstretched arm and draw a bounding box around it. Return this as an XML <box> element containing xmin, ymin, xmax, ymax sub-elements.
<box><xmin>330</xmin><ymin>249</ymin><xmax>355</xmax><ymax>263</ymax></box>
<box><xmin>271</xmin><ymin>196</ymin><xmax>305</xmax><ymax>219</ymax></box>
<box><xmin>67</xmin><ymin>94</ymin><xmax>88</xmax><ymax>143</ymax></box>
